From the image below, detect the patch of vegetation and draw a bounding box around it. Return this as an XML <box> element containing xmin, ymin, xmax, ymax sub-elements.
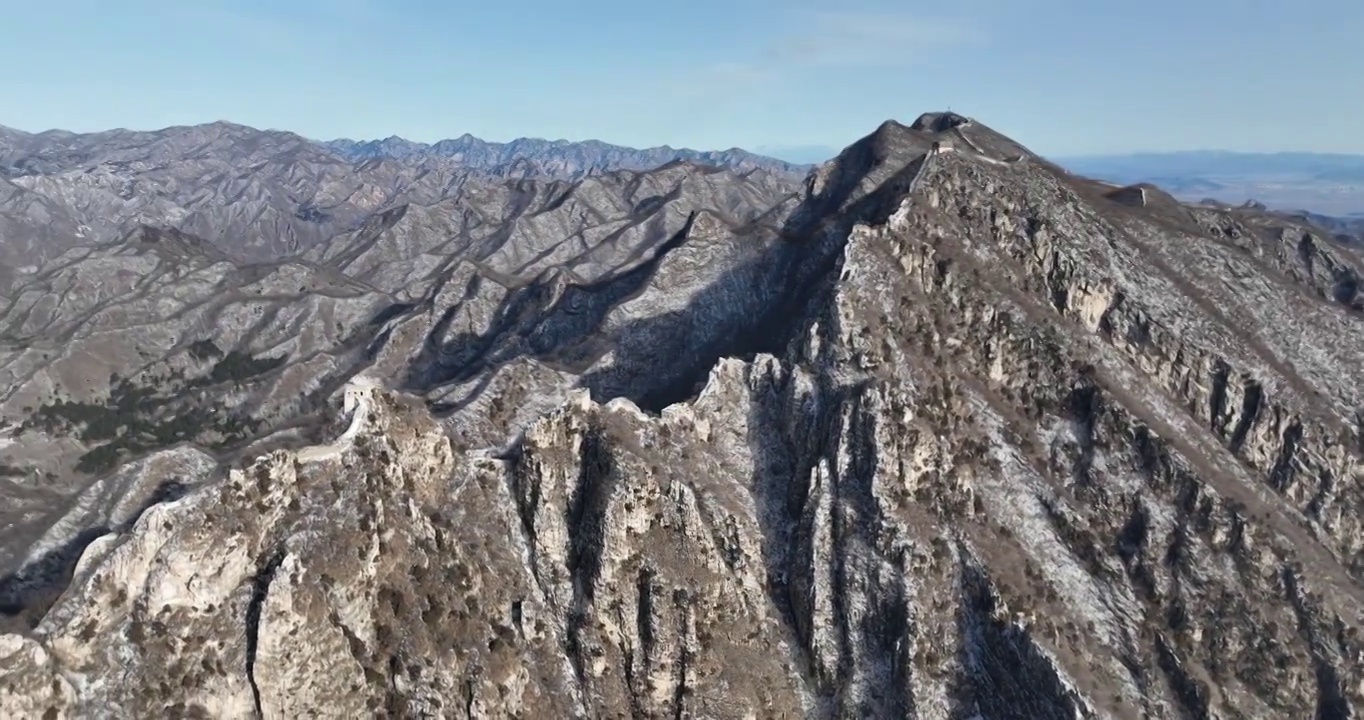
<box><xmin>73</xmin><ymin>407</ymin><xmax>266</xmax><ymax>474</ymax></box>
<box><xmin>74</xmin><ymin>445</ymin><xmax>124</xmax><ymax>475</ymax></box>
<box><xmin>23</xmin><ymin>348</ymin><xmax>288</xmax><ymax>475</ymax></box>
<box><xmin>188</xmin><ymin>339</ymin><xmax>224</xmax><ymax>361</ymax></box>
<box><xmin>207</xmin><ymin>413</ymin><xmax>266</xmax><ymax>452</ymax></box>
<box><xmin>294</xmin><ymin>202</ymin><xmax>331</xmax><ymax>224</ymax></box>
<box><xmin>27</xmin><ymin>377</ymin><xmax>161</xmax><ymax>443</ymax></box>
<box><xmin>209</xmin><ymin>350</ymin><xmax>288</xmax><ymax>385</ymax></box>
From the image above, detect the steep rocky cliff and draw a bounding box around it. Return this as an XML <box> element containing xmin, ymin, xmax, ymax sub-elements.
<box><xmin>2</xmin><ymin>113</ymin><xmax>1362</xmax><ymax>718</ymax></box>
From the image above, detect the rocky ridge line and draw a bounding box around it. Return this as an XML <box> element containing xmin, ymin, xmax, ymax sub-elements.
<box><xmin>1</xmin><ymin>113</ymin><xmax>1362</xmax><ymax>717</ymax></box>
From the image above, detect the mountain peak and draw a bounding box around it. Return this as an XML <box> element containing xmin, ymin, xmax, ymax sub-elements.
<box><xmin>2</xmin><ymin>111</ymin><xmax>1362</xmax><ymax>718</ymax></box>
<box><xmin>909</xmin><ymin>110</ymin><xmax>973</xmax><ymax>133</ymax></box>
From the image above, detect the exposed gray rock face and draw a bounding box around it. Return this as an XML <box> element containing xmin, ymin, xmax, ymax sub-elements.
<box><xmin>2</xmin><ymin>114</ymin><xmax>1364</xmax><ymax>718</ymax></box>
<box><xmin>0</xmin><ymin>175</ymin><xmax>83</xmax><ymax>272</ymax></box>
<box><xmin>1283</xmin><ymin>210</ymin><xmax>1364</xmax><ymax>252</ymax></box>
<box><xmin>0</xmin><ymin>157</ymin><xmax>803</xmax><ymax>626</ymax></box>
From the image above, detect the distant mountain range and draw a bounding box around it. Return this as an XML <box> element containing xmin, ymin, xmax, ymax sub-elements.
<box><xmin>323</xmin><ymin>134</ymin><xmax>811</xmax><ymax>176</ymax></box>
<box><xmin>0</xmin><ymin>122</ymin><xmax>808</xmax><ymax>178</ymax></box>
<box><xmin>1058</xmin><ymin>150</ymin><xmax>1364</xmax><ymax>181</ymax></box>
<box><xmin>0</xmin><ymin>120</ymin><xmax>809</xmax><ymax>264</ymax></box>
<box><xmin>753</xmin><ymin>144</ymin><xmax>841</xmax><ymax>165</ymax></box>
<box><xmin>1056</xmin><ymin>150</ymin><xmax>1364</xmax><ymax>216</ymax></box>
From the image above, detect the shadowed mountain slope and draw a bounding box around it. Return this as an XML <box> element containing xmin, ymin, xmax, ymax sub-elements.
<box><xmin>0</xmin><ymin>113</ymin><xmax>1362</xmax><ymax>718</ymax></box>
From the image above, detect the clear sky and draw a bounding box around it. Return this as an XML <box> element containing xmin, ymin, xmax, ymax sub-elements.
<box><xmin>7</xmin><ymin>0</ymin><xmax>1362</xmax><ymax>159</ymax></box>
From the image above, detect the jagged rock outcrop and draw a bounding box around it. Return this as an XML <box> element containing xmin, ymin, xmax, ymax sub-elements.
<box><xmin>2</xmin><ymin>113</ymin><xmax>1363</xmax><ymax>718</ymax></box>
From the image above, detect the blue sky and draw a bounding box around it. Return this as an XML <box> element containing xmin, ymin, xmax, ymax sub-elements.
<box><xmin>7</xmin><ymin>0</ymin><xmax>1362</xmax><ymax>159</ymax></box>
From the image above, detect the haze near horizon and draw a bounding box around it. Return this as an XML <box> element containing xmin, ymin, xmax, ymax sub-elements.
<box><xmin>6</xmin><ymin>0</ymin><xmax>1363</xmax><ymax>158</ymax></box>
